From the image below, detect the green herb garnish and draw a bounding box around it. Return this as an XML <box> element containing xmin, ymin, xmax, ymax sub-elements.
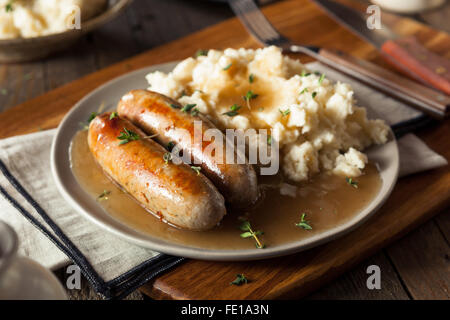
<box><xmin>117</xmin><ymin>128</ymin><xmax>140</xmax><ymax>145</ymax></box>
<box><xmin>190</xmin><ymin>108</ymin><xmax>199</xmax><ymax>116</ymax></box>
<box><xmin>300</xmin><ymin>88</ymin><xmax>309</xmax><ymax>94</ymax></box>
<box><xmin>279</xmin><ymin>108</ymin><xmax>290</xmax><ymax>117</ymax></box>
<box><xmin>181</xmin><ymin>103</ymin><xmax>196</xmax><ymax>113</ymax></box>
<box><xmin>249</xmin><ymin>74</ymin><xmax>255</xmax><ymax>83</ymax></box>
<box><xmin>295</xmin><ymin>213</ymin><xmax>312</xmax><ymax>230</ymax></box>
<box><xmin>163</xmin><ymin>152</ymin><xmax>172</xmax><ymax>164</ymax></box>
<box><xmin>109</xmin><ymin>112</ymin><xmax>118</xmax><ymax>120</ymax></box>
<box><xmin>318</xmin><ymin>73</ymin><xmax>326</xmax><ymax>84</ymax></box>
<box><xmin>117</xmin><ymin>127</ymin><xmax>157</xmax><ymax>145</ymax></box>
<box><xmin>312</xmin><ymin>92</ymin><xmax>317</xmax><ymax>99</ymax></box>
<box><xmin>167</xmin><ymin>141</ymin><xmax>175</xmax><ymax>152</ymax></box>
<box><xmin>170</xmin><ymin>103</ymin><xmax>181</xmax><ymax>109</ymax></box>
<box><xmin>191</xmin><ymin>166</ymin><xmax>201</xmax><ymax>175</ymax></box>
<box><xmin>97</xmin><ymin>190</ymin><xmax>111</xmax><ymax>201</ymax></box>
<box><xmin>346</xmin><ymin>177</ymin><xmax>358</xmax><ymax>189</ymax></box>
<box><xmin>243</xmin><ymin>90</ymin><xmax>258</xmax><ymax>109</ymax></box>
<box><xmin>267</xmin><ymin>135</ymin><xmax>272</xmax><ymax>146</ymax></box>
<box><xmin>195</xmin><ymin>49</ymin><xmax>208</xmax><ymax>57</ymax></box>
<box><xmin>240</xmin><ymin>220</ymin><xmax>265</xmax><ymax>249</ymax></box>
<box><xmin>301</xmin><ymin>70</ymin><xmax>311</xmax><ymax>77</ymax></box>
<box><xmin>88</xmin><ymin>112</ymin><xmax>98</xmax><ymax>123</ymax></box>
<box><xmin>223</xmin><ymin>104</ymin><xmax>242</xmax><ymax>117</ymax></box>
<box><xmin>223</xmin><ymin>63</ymin><xmax>232</xmax><ymax>71</ymax></box>
<box><xmin>5</xmin><ymin>1</ymin><xmax>13</xmax><ymax>12</ymax></box>
<box><xmin>230</xmin><ymin>274</ymin><xmax>248</xmax><ymax>286</ymax></box>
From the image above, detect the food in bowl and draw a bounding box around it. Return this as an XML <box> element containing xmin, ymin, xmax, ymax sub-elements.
<box><xmin>0</xmin><ymin>0</ymin><xmax>107</xmax><ymax>39</ymax></box>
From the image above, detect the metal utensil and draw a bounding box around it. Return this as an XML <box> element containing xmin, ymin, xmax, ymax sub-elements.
<box><xmin>229</xmin><ymin>0</ymin><xmax>449</xmax><ymax>119</ymax></box>
<box><xmin>314</xmin><ymin>0</ymin><xmax>450</xmax><ymax>96</ymax></box>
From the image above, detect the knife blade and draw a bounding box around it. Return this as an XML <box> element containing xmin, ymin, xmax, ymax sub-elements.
<box><xmin>314</xmin><ymin>0</ymin><xmax>450</xmax><ymax>96</ymax></box>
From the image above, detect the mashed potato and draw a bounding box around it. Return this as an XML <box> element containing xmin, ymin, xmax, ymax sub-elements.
<box><xmin>0</xmin><ymin>0</ymin><xmax>107</xmax><ymax>39</ymax></box>
<box><xmin>146</xmin><ymin>46</ymin><xmax>389</xmax><ymax>182</ymax></box>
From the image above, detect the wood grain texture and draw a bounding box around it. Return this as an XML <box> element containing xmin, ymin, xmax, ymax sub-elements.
<box><xmin>386</xmin><ymin>215</ymin><xmax>450</xmax><ymax>300</ymax></box>
<box><xmin>0</xmin><ymin>0</ymin><xmax>448</xmax><ymax>299</ymax></box>
<box><xmin>306</xmin><ymin>252</ymin><xmax>410</xmax><ymax>300</ymax></box>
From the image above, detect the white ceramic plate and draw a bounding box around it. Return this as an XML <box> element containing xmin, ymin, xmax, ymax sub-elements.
<box><xmin>51</xmin><ymin>61</ymin><xmax>399</xmax><ymax>261</ymax></box>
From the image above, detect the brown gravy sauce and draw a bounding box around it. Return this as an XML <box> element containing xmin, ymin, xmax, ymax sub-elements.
<box><xmin>70</xmin><ymin>130</ymin><xmax>381</xmax><ymax>250</ymax></box>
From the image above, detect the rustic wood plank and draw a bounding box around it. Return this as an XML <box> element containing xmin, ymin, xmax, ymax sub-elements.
<box><xmin>0</xmin><ymin>62</ymin><xmax>45</xmax><ymax>113</ymax></box>
<box><xmin>307</xmin><ymin>252</ymin><xmax>410</xmax><ymax>300</ymax></box>
<box><xmin>435</xmin><ymin>209</ymin><xmax>450</xmax><ymax>244</ymax></box>
<box><xmin>0</xmin><ymin>0</ymin><xmax>448</xmax><ymax>300</ymax></box>
<box><xmin>92</xmin><ymin>5</ymin><xmax>140</xmax><ymax>69</ymax></box>
<box><xmin>128</xmin><ymin>0</ymin><xmax>233</xmax><ymax>50</ymax></box>
<box><xmin>44</xmin><ymin>37</ymin><xmax>97</xmax><ymax>91</ymax></box>
<box><xmin>386</xmin><ymin>213</ymin><xmax>450</xmax><ymax>300</ymax></box>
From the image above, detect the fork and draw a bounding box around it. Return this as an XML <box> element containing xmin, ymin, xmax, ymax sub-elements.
<box><xmin>229</xmin><ymin>0</ymin><xmax>448</xmax><ymax>119</ymax></box>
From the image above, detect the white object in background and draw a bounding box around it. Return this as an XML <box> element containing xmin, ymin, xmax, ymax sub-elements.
<box><xmin>371</xmin><ymin>0</ymin><xmax>446</xmax><ymax>14</ymax></box>
<box><xmin>0</xmin><ymin>221</ymin><xmax>67</xmax><ymax>300</ymax></box>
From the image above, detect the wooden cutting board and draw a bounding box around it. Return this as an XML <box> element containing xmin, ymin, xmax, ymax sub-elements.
<box><xmin>0</xmin><ymin>0</ymin><xmax>448</xmax><ymax>299</ymax></box>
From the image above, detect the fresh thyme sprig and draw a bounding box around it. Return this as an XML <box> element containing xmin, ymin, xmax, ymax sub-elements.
<box><xmin>191</xmin><ymin>166</ymin><xmax>201</xmax><ymax>175</ymax></box>
<box><xmin>295</xmin><ymin>213</ymin><xmax>312</xmax><ymax>230</ymax></box>
<box><xmin>97</xmin><ymin>190</ymin><xmax>111</xmax><ymax>201</ymax></box>
<box><xmin>163</xmin><ymin>152</ymin><xmax>172</xmax><ymax>164</ymax></box>
<box><xmin>230</xmin><ymin>274</ymin><xmax>248</xmax><ymax>286</ymax></box>
<box><xmin>190</xmin><ymin>108</ymin><xmax>199</xmax><ymax>116</ymax></box>
<box><xmin>167</xmin><ymin>141</ymin><xmax>175</xmax><ymax>152</ymax></box>
<box><xmin>223</xmin><ymin>63</ymin><xmax>232</xmax><ymax>71</ymax></box>
<box><xmin>243</xmin><ymin>90</ymin><xmax>258</xmax><ymax>109</ymax></box>
<box><xmin>249</xmin><ymin>74</ymin><xmax>255</xmax><ymax>83</ymax></box>
<box><xmin>88</xmin><ymin>112</ymin><xmax>98</xmax><ymax>123</ymax></box>
<box><xmin>110</xmin><ymin>112</ymin><xmax>118</xmax><ymax>120</ymax></box>
<box><xmin>117</xmin><ymin>128</ymin><xmax>158</xmax><ymax>145</ymax></box>
<box><xmin>301</xmin><ymin>70</ymin><xmax>311</xmax><ymax>77</ymax></box>
<box><xmin>239</xmin><ymin>219</ymin><xmax>265</xmax><ymax>249</ymax></box>
<box><xmin>195</xmin><ymin>49</ymin><xmax>208</xmax><ymax>57</ymax></box>
<box><xmin>223</xmin><ymin>104</ymin><xmax>242</xmax><ymax>117</ymax></box>
<box><xmin>181</xmin><ymin>103</ymin><xmax>197</xmax><ymax>113</ymax></box>
<box><xmin>5</xmin><ymin>1</ymin><xmax>13</xmax><ymax>12</ymax></box>
<box><xmin>346</xmin><ymin>177</ymin><xmax>359</xmax><ymax>188</ymax></box>
<box><xmin>117</xmin><ymin>128</ymin><xmax>140</xmax><ymax>145</ymax></box>
<box><xmin>318</xmin><ymin>73</ymin><xmax>326</xmax><ymax>84</ymax></box>
<box><xmin>279</xmin><ymin>108</ymin><xmax>290</xmax><ymax>117</ymax></box>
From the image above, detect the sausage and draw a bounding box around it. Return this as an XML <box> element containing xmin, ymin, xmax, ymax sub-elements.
<box><xmin>88</xmin><ymin>113</ymin><xmax>226</xmax><ymax>231</ymax></box>
<box><xmin>117</xmin><ymin>89</ymin><xmax>259</xmax><ymax>208</ymax></box>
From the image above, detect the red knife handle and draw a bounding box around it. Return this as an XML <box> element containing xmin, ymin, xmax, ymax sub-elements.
<box><xmin>381</xmin><ymin>36</ymin><xmax>450</xmax><ymax>95</ymax></box>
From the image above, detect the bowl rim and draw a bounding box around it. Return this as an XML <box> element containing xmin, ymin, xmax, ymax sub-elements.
<box><xmin>0</xmin><ymin>0</ymin><xmax>133</xmax><ymax>44</ymax></box>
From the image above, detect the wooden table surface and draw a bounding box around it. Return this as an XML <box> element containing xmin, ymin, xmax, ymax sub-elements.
<box><xmin>1</xmin><ymin>0</ymin><xmax>449</xmax><ymax>300</ymax></box>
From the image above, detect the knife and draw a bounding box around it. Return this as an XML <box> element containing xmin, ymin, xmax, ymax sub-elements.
<box><xmin>313</xmin><ymin>0</ymin><xmax>450</xmax><ymax>96</ymax></box>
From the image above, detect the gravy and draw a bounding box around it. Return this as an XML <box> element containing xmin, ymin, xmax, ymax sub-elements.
<box><xmin>70</xmin><ymin>130</ymin><xmax>381</xmax><ymax>250</ymax></box>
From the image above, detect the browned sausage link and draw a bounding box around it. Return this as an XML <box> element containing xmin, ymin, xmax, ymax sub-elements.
<box><xmin>117</xmin><ymin>89</ymin><xmax>259</xmax><ymax>208</ymax></box>
<box><xmin>88</xmin><ymin>113</ymin><xmax>226</xmax><ymax>231</ymax></box>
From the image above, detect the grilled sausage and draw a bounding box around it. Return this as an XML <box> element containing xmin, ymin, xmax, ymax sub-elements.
<box><xmin>117</xmin><ymin>89</ymin><xmax>259</xmax><ymax>208</ymax></box>
<box><xmin>88</xmin><ymin>113</ymin><xmax>226</xmax><ymax>231</ymax></box>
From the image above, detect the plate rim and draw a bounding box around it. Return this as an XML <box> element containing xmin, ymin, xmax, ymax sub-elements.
<box><xmin>50</xmin><ymin>61</ymin><xmax>399</xmax><ymax>261</ymax></box>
